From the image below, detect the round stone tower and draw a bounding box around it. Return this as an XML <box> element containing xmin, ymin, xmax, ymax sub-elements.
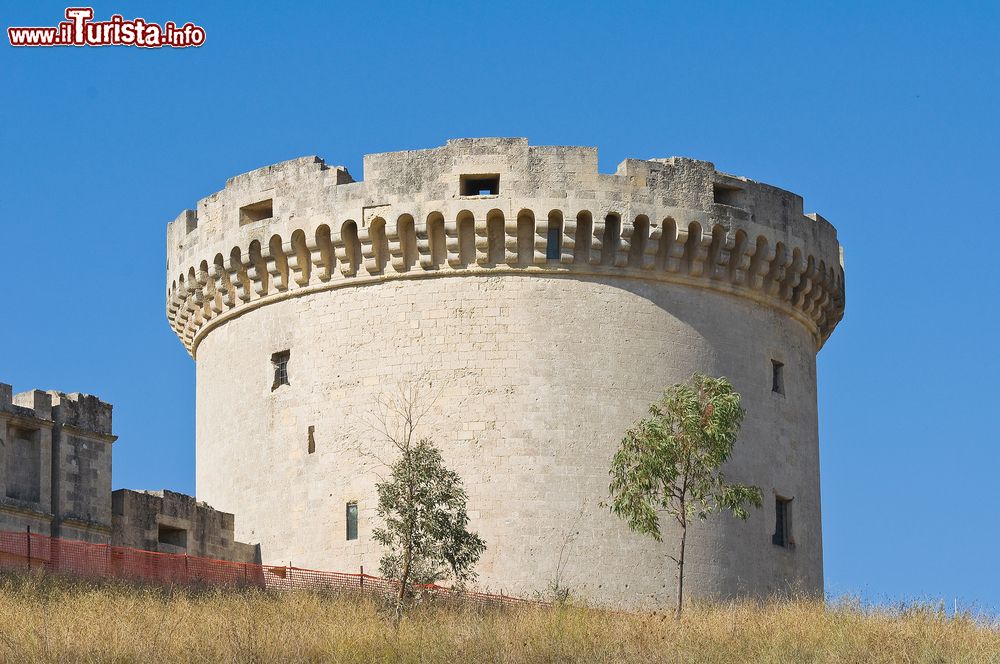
<box><xmin>165</xmin><ymin>138</ymin><xmax>845</xmax><ymax>608</ymax></box>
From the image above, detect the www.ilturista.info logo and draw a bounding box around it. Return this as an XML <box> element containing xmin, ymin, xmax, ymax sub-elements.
<box><xmin>8</xmin><ymin>7</ymin><xmax>205</xmax><ymax>48</ymax></box>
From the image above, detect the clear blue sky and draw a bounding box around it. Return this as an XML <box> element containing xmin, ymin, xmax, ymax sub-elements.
<box><xmin>2</xmin><ymin>1</ymin><xmax>997</xmax><ymax>611</ymax></box>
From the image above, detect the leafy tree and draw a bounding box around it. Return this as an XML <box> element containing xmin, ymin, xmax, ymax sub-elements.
<box><xmin>369</xmin><ymin>382</ymin><xmax>486</xmax><ymax>620</ymax></box>
<box><xmin>607</xmin><ymin>373</ymin><xmax>762</xmax><ymax>619</ymax></box>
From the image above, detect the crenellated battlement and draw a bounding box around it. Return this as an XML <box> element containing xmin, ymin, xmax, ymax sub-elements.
<box><xmin>49</xmin><ymin>391</ymin><xmax>114</xmax><ymax>437</ymax></box>
<box><xmin>0</xmin><ymin>384</ymin><xmax>114</xmax><ymax>437</ymax></box>
<box><xmin>165</xmin><ymin>139</ymin><xmax>845</xmax><ymax>357</ymax></box>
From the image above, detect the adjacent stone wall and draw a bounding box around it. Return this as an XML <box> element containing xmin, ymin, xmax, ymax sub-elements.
<box><xmin>111</xmin><ymin>489</ymin><xmax>260</xmax><ymax>563</ymax></box>
<box><xmin>166</xmin><ymin>138</ymin><xmax>846</xmax><ymax>608</ymax></box>
<box><xmin>50</xmin><ymin>392</ymin><xmax>116</xmax><ymax>543</ymax></box>
<box><xmin>0</xmin><ymin>385</ymin><xmax>110</xmax><ymax>541</ymax></box>
<box><xmin>1</xmin><ymin>382</ymin><xmax>260</xmax><ymax>561</ymax></box>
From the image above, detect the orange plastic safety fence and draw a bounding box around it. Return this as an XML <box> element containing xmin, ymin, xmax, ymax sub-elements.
<box><xmin>0</xmin><ymin>531</ymin><xmax>538</xmax><ymax>609</ymax></box>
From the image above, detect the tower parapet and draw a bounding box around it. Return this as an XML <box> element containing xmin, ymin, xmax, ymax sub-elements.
<box><xmin>166</xmin><ymin>138</ymin><xmax>844</xmax><ymax>357</ymax></box>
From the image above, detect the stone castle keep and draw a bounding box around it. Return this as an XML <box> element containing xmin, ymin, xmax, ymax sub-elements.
<box><xmin>163</xmin><ymin>138</ymin><xmax>845</xmax><ymax>607</ymax></box>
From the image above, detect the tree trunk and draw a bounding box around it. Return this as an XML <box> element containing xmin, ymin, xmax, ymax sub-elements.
<box><xmin>395</xmin><ymin>452</ymin><xmax>415</xmax><ymax>625</ymax></box>
<box><xmin>395</xmin><ymin>545</ymin><xmax>411</xmax><ymax>625</ymax></box>
<box><xmin>675</xmin><ymin>521</ymin><xmax>686</xmax><ymax>620</ymax></box>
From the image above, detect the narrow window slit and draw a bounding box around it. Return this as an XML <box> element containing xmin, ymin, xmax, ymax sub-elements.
<box><xmin>346</xmin><ymin>502</ymin><xmax>358</xmax><ymax>541</ymax></box>
<box><xmin>271</xmin><ymin>350</ymin><xmax>290</xmax><ymax>390</ymax></box>
<box><xmin>546</xmin><ymin>212</ymin><xmax>563</xmax><ymax>260</ymax></box>
<box><xmin>772</xmin><ymin>496</ymin><xmax>793</xmax><ymax>548</ymax></box>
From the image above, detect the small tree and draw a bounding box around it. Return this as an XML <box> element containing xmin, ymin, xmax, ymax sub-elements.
<box><xmin>369</xmin><ymin>382</ymin><xmax>486</xmax><ymax>621</ymax></box>
<box><xmin>607</xmin><ymin>373</ymin><xmax>762</xmax><ymax>619</ymax></box>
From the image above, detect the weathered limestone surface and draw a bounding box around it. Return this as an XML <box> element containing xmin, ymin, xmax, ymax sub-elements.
<box><xmin>1</xmin><ymin>382</ymin><xmax>258</xmax><ymax>563</ymax></box>
<box><xmin>112</xmin><ymin>489</ymin><xmax>260</xmax><ymax>563</ymax></box>
<box><xmin>165</xmin><ymin>138</ymin><xmax>846</xmax><ymax>608</ymax></box>
<box><xmin>0</xmin><ymin>386</ymin><xmax>115</xmax><ymax>543</ymax></box>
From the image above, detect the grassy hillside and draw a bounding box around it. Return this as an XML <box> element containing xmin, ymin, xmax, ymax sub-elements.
<box><xmin>0</xmin><ymin>574</ymin><xmax>995</xmax><ymax>663</ymax></box>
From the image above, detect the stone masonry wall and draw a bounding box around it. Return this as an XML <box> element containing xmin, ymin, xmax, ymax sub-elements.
<box><xmin>166</xmin><ymin>138</ymin><xmax>845</xmax><ymax>608</ymax></box>
<box><xmin>1</xmin><ymin>383</ymin><xmax>258</xmax><ymax>562</ymax></box>
<box><xmin>50</xmin><ymin>392</ymin><xmax>115</xmax><ymax>543</ymax></box>
<box><xmin>195</xmin><ymin>274</ymin><xmax>822</xmax><ymax>606</ymax></box>
<box><xmin>111</xmin><ymin>489</ymin><xmax>259</xmax><ymax>563</ymax></box>
<box><xmin>0</xmin><ymin>386</ymin><xmax>113</xmax><ymax>543</ymax></box>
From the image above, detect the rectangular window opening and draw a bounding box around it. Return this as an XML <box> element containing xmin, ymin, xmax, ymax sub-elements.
<box><xmin>772</xmin><ymin>359</ymin><xmax>785</xmax><ymax>395</ymax></box>
<box><xmin>307</xmin><ymin>425</ymin><xmax>316</xmax><ymax>454</ymax></box>
<box><xmin>546</xmin><ymin>226</ymin><xmax>562</xmax><ymax>260</ymax></box>
<box><xmin>239</xmin><ymin>199</ymin><xmax>273</xmax><ymax>226</ymax></box>
<box><xmin>460</xmin><ymin>174</ymin><xmax>500</xmax><ymax>196</ymax></box>
<box><xmin>346</xmin><ymin>502</ymin><xmax>358</xmax><ymax>541</ymax></box>
<box><xmin>158</xmin><ymin>524</ymin><xmax>188</xmax><ymax>549</ymax></box>
<box><xmin>772</xmin><ymin>496</ymin><xmax>793</xmax><ymax>548</ymax></box>
<box><xmin>713</xmin><ymin>184</ymin><xmax>744</xmax><ymax>207</ymax></box>
<box><xmin>271</xmin><ymin>350</ymin><xmax>290</xmax><ymax>390</ymax></box>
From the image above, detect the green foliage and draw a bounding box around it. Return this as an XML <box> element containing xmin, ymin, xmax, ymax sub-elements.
<box><xmin>608</xmin><ymin>373</ymin><xmax>763</xmax><ymax>541</ymax></box>
<box><xmin>373</xmin><ymin>438</ymin><xmax>486</xmax><ymax>587</ymax></box>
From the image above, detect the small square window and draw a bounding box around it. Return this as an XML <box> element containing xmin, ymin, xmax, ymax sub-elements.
<box><xmin>271</xmin><ymin>350</ymin><xmax>290</xmax><ymax>390</ymax></box>
<box><xmin>713</xmin><ymin>184</ymin><xmax>744</xmax><ymax>207</ymax></box>
<box><xmin>239</xmin><ymin>199</ymin><xmax>273</xmax><ymax>226</ymax></box>
<box><xmin>772</xmin><ymin>496</ymin><xmax>793</xmax><ymax>548</ymax></box>
<box><xmin>460</xmin><ymin>174</ymin><xmax>500</xmax><ymax>196</ymax></box>
<box><xmin>771</xmin><ymin>360</ymin><xmax>784</xmax><ymax>395</ymax></box>
<box><xmin>158</xmin><ymin>524</ymin><xmax>188</xmax><ymax>549</ymax></box>
<box><xmin>346</xmin><ymin>502</ymin><xmax>358</xmax><ymax>541</ymax></box>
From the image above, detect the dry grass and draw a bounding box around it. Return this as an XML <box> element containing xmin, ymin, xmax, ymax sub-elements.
<box><xmin>0</xmin><ymin>573</ymin><xmax>996</xmax><ymax>663</ymax></box>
